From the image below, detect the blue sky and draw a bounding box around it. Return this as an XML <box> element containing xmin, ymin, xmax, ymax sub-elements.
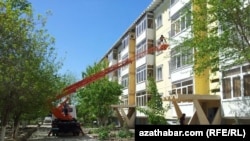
<box><xmin>28</xmin><ymin>0</ymin><xmax>152</xmax><ymax>80</ymax></box>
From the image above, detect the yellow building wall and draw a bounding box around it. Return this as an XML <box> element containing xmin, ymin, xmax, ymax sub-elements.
<box><xmin>193</xmin><ymin>0</ymin><xmax>210</xmax><ymax>95</ymax></box>
<box><xmin>128</xmin><ymin>35</ymin><xmax>136</xmax><ymax>105</ymax></box>
<box><xmin>194</xmin><ymin>69</ymin><xmax>210</xmax><ymax>95</ymax></box>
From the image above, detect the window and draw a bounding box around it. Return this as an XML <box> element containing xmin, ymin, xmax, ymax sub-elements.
<box><xmin>117</xmin><ymin>68</ymin><xmax>121</xmax><ymax>77</ymax></box>
<box><xmin>172</xmin><ymin>79</ymin><xmax>193</xmax><ymax>95</ymax></box>
<box><xmin>121</xmin><ymin>53</ymin><xmax>128</xmax><ymax>70</ymax></box>
<box><xmin>222</xmin><ymin>64</ymin><xmax>250</xmax><ymax>99</ymax></box>
<box><xmin>136</xmin><ymin>17</ymin><xmax>147</xmax><ymax>37</ymax></box>
<box><xmin>108</xmin><ymin>50</ymin><xmax>117</xmax><ymax>61</ymax></box>
<box><xmin>156</xmin><ymin>14</ymin><xmax>162</xmax><ymax>28</ymax></box>
<box><xmin>244</xmin><ymin>74</ymin><xmax>250</xmax><ymax>97</ymax></box>
<box><xmin>124</xmin><ymin>99</ymin><xmax>128</xmax><ymax>105</ymax></box>
<box><xmin>136</xmin><ymin>39</ymin><xmax>147</xmax><ymax>60</ymax></box>
<box><xmin>122</xmin><ymin>35</ymin><xmax>129</xmax><ymax>50</ymax></box>
<box><xmin>182</xmin><ymin>48</ymin><xmax>193</xmax><ymax>66</ymax></box>
<box><xmin>121</xmin><ymin>74</ymin><xmax>129</xmax><ymax>88</ymax></box>
<box><xmin>170</xmin><ymin>6</ymin><xmax>191</xmax><ymax>37</ymax></box>
<box><xmin>156</xmin><ymin>65</ymin><xmax>163</xmax><ymax>81</ymax></box>
<box><xmin>233</xmin><ymin>76</ymin><xmax>241</xmax><ymax>97</ymax></box>
<box><xmin>136</xmin><ymin>65</ymin><xmax>146</xmax><ymax>83</ymax></box>
<box><xmin>243</xmin><ymin>65</ymin><xmax>250</xmax><ymax>72</ymax></box>
<box><xmin>121</xmin><ymin>96</ymin><xmax>128</xmax><ymax>105</ymax></box>
<box><xmin>147</xmin><ymin>65</ymin><xmax>154</xmax><ymax>78</ymax></box>
<box><xmin>222</xmin><ymin>78</ymin><xmax>232</xmax><ymax>99</ymax></box>
<box><xmin>136</xmin><ymin>91</ymin><xmax>147</xmax><ymax>106</ymax></box>
<box><xmin>136</xmin><ymin>13</ymin><xmax>153</xmax><ymax>37</ymax></box>
<box><xmin>223</xmin><ymin>67</ymin><xmax>240</xmax><ymax>77</ymax></box>
<box><xmin>171</xmin><ymin>46</ymin><xmax>193</xmax><ymax>71</ymax></box>
<box><xmin>148</xmin><ymin>17</ymin><xmax>153</xmax><ymax>29</ymax></box>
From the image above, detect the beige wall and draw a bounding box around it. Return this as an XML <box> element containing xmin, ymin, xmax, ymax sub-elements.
<box><xmin>154</xmin><ymin>0</ymin><xmax>172</xmax><ymax>118</ymax></box>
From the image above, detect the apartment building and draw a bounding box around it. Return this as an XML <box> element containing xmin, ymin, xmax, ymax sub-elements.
<box><xmin>101</xmin><ymin>0</ymin><xmax>250</xmax><ymax>125</ymax></box>
<box><xmin>101</xmin><ymin>0</ymin><xmax>163</xmax><ymax>125</ymax></box>
<box><xmin>162</xmin><ymin>0</ymin><xmax>250</xmax><ymax>124</ymax></box>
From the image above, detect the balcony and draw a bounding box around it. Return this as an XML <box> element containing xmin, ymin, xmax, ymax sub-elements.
<box><xmin>170</xmin><ymin>0</ymin><xmax>190</xmax><ymax>17</ymax></box>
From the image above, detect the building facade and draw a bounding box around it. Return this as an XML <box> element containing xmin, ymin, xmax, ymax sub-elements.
<box><xmin>101</xmin><ymin>0</ymin><xmax>250</xmax><ymax>125</ymax></box>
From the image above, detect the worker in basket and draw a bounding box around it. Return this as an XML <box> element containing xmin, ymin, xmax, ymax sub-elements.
<box><xmin>158</xmin><ymin>35</ymin><xmax>168</xmax><ymax>50</ymax></box>
<box><xmin>159</xmin><ymin>35</ymin><xmax>166</xmax><ymax>44</ymax></box>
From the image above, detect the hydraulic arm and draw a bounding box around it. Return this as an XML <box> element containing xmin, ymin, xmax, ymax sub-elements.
<box><xmin>51</xmin><ymin>43</ymin><xmax>169</xmax><ymax>120</ymax></box>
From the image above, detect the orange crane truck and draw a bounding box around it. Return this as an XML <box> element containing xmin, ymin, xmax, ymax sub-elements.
<box><xmin>47</xmin><ymin>43</ymin><xmax>169</xmax><ymax>136</ymax></box>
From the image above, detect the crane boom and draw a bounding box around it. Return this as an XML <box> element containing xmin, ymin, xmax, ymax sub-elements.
<box><xmin>47</xmin><ymin>43</ymin><xmax>169</xmax><ymax>136</ymax></box>
<box><xmin>50</xmin><ymin>44</ymin><xmax>169</xmax><ymax>121</ymax></box>
<box><xmin>55</xmin><ymin>44</ymin><xmax>169</xmax><ymax>100</ymax></box>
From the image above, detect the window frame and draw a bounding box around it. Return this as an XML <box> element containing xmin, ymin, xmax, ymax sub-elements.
<box><xmin>136</xmin><ymin>17</ymin><xmax>147</xmax><ymax>37</ymax></box>
<box><xmin>136</xmin><ymin>64</ymin><xmax>146</xmax><ymax>83</ymax></box>
<box><xmin>222</xmin><ymin>64</ymin><xmax>250</xmax><ymax>100</ymax></box>
<box><xmin>156</xmin><ymin>65</ymin><xmax>163</xmax><ymax>81</ymax></box>
<box><xmin>121</xmin><ymin>53</ymin><xmax>128</xmax><ymax>70</ymax></box>
<box><xmin>170</xmin><ymin>46</ymin><xmax>193</xmax><ymax>71</ymax></box>
<box><xmin>156</xmin><ymin>14</ymin><xmax>163</xmax><ymax>29</ymax></box>
<box><xmin>170</xmin><ymin>6</ymin><xmax>191</xmax><ymax>37</ymax></box>
<box><xmin>122</xmin><ymin>35</ymin><xmax>129</xmax><ymax>50</ymax></box>
<box><xmin>121</xmin><ymin>74</ymin><xmax>129</xmax><ymax>89</ymax></box>
<box><xmin>136</xmin><ymin>91</ymin><xmax>147</xmax><ymax>106</ymax></box>
<box><xmin>136</xmin><ymin>40</ymin><xmax>147</xmax><ymax>60</ymax></box>
<box><xmin>172</xmin><ymin>79</ymin><xmax>193</xmax><ymax>95</ymax></box>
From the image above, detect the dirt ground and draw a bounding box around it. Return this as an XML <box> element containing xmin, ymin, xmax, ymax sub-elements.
<box><xmin>3</xmin><ymin>126</ymin><xmax>37</xmax><ymax>141</ymax></box>
<box><xmin>2</xmin><ymin>125</ymin><xmax>135</xmax><ymax>141</ymax></box>
<box><xmin>2</xmin><ymin>126</ymin><xmax>97</xmax><ymax>141</ymax></box>
<box><xmin>27</xmin><ymin>127</ymin><xmax>98</xmax><ymax>141</ymax></box>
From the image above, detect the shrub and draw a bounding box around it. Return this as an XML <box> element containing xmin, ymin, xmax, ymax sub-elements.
<box><xmin>97</xmin><ymin>126</ymin><xmax>110</xmax><ymax>140</ymax></box>
<box><xmin>118</xmin><ymin>128</ymin><xmax>132</xmax><ymax>138</ymax></box>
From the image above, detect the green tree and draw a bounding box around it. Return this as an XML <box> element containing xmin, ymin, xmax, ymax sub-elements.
<box><xmin>61</xmin><ymin>72</ymin><xmax>79</xmax><ymax>104</ymax></box>
<box><xmin>0</xmin><ymin>0</ymin><xmax>63</xmax><ymax>139</ymax></box>
<box><xmin>0</xmin><ymin>1</ymin><xmax>32</xmax><ymax>139</ymax></box>
<box><xmin>181</xmin><ymin>0</ymin><xmax>250</xmax><ymax>74</ymax></box>
<box><xmin>137</xmin><ymin>77</ymin><xmax>166</xmax><ymax>125</ymax></box>
<box><xmin>76</xmin><ymin>61</ymin><xmax>123</xmax><ymax>126</ymax></box>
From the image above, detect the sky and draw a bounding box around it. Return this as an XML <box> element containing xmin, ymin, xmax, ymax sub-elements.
<box><xmin>28</xmin><ymin>0</ymin><xmax>152</xmax><ymax>80</ymax></box>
